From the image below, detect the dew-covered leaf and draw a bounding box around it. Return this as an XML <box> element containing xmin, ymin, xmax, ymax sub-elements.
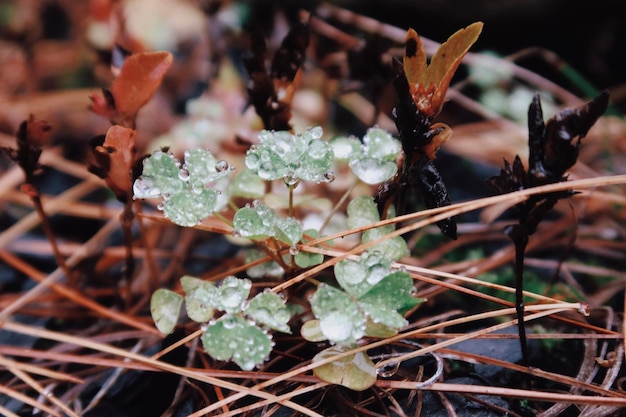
<box><xmin>184</xmin><ymin>280</ymin><xmax>218</xmax><ymax>323</ymax></box>
<box><xmin>134</xmin><ymin>150</ymin><xmax>183</xmax><ymax>198</ymax></box>
<box><xmin>346</xmin><ymin>196</ymin><xmax>380</xmax><ymax>229</ymax></box>
<box><xmin>245</xmin><ymin>127</ymin><xmax>334</xmax><ymax>183</ymax></box>
<box><xmin>329</xmin><ymin>136</ymin><xmax>361</xmax><ymax>161</ymax></box>
<box><xmin>244</xmin><ymin>248</ymin><xmax>285</xmax><ymax>279</ymax></box>
<box><xmin>364</xmin><ymin>318</ymin><xmax>399</xmax><ymax>338</ymax></box>
<box><xmin>150</xmin><ymin>289</ymin><xmax>183</xmax><ymax>334</ymax></box>
<box><xmin>361</xmin><ymin>128</ymin><xmax>402</xmax><ymax>160</ymax></box>
<box><xmin>274</xmin><ymin>217</ymin><xmax>303</xmax><ymax>247</ymax></box>
<box><xmin>180</xmin><ymin>275</ymin><xmax>205</xmax><ymax>292</ymax></box>
<box><xmin>362</xmin><ymin>227</ymin><xmax>409</xmax><ymax>261</ymax></box>
<box><xmin>185</xmin><ymin>148</ymin><xmax>232</xmax><ymax>187</ymax></box>
<box><xmin>349</xmin><ymin>158</ymin><xmax>398</xmax><ymax>185</ymax></box>
<box><xmin>346</xmin><ymin>128</ymin><xmax>401</xmax><ymax>185</ymax></box>
<box><xmin>246</xmin><ymin>291</ymin><xmax>291</xmax><ymax>333</ymax></box>
<box><xmin>310</xmin><ymin>284</ymin><xmax>364</xmax><ymax>344</ymax></box>
<box><xmin>133</xmin><ymin>148</ymin><xmax>229</xmax><ymax>227</ymax></box>
<box><xmin>233</xmin><ymin>206</ymin><xmax>274</xmax><ymax>239</ymax></box>
<box><xmin>313</xmin><ymin>345</ymin><xmax>377</xmax><ymax>391</ymax></box>
<box><xmin>162</xmin><ymin>188</ymin><xmax>217</xmax><ymax>227</ymax></box>
<box><xmin>300</xmin><ymin>319</ymin><xmax>326</xmax><ymax>342</ymax></box>
<box><xmin>201</xmin><ymin>314</ymin><xmax>272</xmax><ymax>371</ymax></box>
<box><xmin>216</xmin><ymin>276</ymin><xmax>252</xmax><ymax>313</ymax></box>
<box><xmin>358</xmin><ymin>270</ymin><xmax>423</xmax><ymax>329</ymax></box>
<box><xmin>334</xmin><ymin>251</ymin><xmax>391</xmax><ymax>299</ymax></box>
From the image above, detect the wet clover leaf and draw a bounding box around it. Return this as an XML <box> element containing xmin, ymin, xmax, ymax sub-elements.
<box><xmin>346</xmin><ymin>128</ymin><xmax>401</xmax><ymax>185</ymax></box>
<box><xmin>233</xmin><ymin>206</ymin><xmax>275</xmax><ymax>239</ymax></box>
<box><xmin>274</xmin><ymin>217</ymin><xmax>303</xmax><ymax>247</ymax></box>
<box><xmin>133</xmin><ymin>149</ymin><xmax>231</xmax><ymax>227</ymax></box>
<box><xmin>334</xmin><ymin>251</ymin><xmax>391</xmax><ymax>299</ymax></box>
<box><xmin>244</xmin><ymin>248</ymin><xmax>285</xmax><ymax>279</ymax></box>
<box><xmin>346</xmin><ymin>196</ymin><xmax>380</xmax><ymax>229</ymax></box>
<box><xmin>233</xmin><ymin>202</ymin><xmax>302</xmax><ymax>246</ymax></box>
<box><xmin>329</xmin><ymin>135</ymin><xmax>361</xmax><ymax>161</ymax></box>
<box><xmin>346</xmin><ymin>197</ymin><xmax>408</xmax><ymax>261</ymax></box>
<box><xmin>246</xmin><ymin>291</ymin><xmax>292</xmax><ymax>333</ymax></box>
<box><xmin>180</xmin><ymin>277</ymin><xmax>218</xmax><ymax>323</ymax></box>
<box><xmin>306</xmin><ymin>251</ymin><xmax>424</xmax><ymax>345</ymax></box>
<box><xmin>201</xmin><ymin>314</ymin><xmax>272</xmax><ymax>371</ymax></box>
<box><xmin>358</xmin><ymin>271</ymin><xmax>423</xmax><ymax>329</ymax></box>
<box><xmin>216</xmin><ymin>276</ymin><xmax>252</xmax><ymax>313</ymax></box>
<box><xmin>150</xmin><ymin>289</ymin><xmax>183</xmax><ymax>334</ymax></box>
<box><xmin>245</xmin><ymin>127</ymin><xmax>334</xmax><ymax>183</ymax></box>
<box><xmin>313</xmin><ymin>345</ymin><xmax>377</xmax><ymax>391</ymax></box>
<box><xmin>310</xmin><ymin>284</ymin><xmax>365</xmax><ymax>345</ymax></box>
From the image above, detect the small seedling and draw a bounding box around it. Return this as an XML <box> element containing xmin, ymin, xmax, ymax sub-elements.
<box><xmin>135</xmin><ymin>124</ymin><xmax>424</xmax><ymax>386</ymax></box>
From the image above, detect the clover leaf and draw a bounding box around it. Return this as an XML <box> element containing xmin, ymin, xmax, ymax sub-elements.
<box><xmin>245</xmin><ymin>127</ymin><xmax>334</xmax><ymax>183</ymax></box>
<box><xmin>133</xmin><ymin>149</ymin><xmax>232</xmax><ymax>226</ymax></box>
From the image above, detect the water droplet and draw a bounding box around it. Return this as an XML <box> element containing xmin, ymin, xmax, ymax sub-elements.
<box><xmin>215</xmin><ymin>160</ymin><xmax>230</xmax><ymax>172</ymax></box>
<box><xmin>232</xmin><ymin>230</ymin><xmax>241</xmax><ymax>238</ymax></box>
<box><xmin>178</xmin><ymin>168</ymin><xmax>190</xmax><ymax>181</ymax></box>
<box><xmin>321</xmin><ymin>170</ymin><xmax>335</xmax><ymax>183</ymax></box>
<box><xmin>283</xmin><ymin>172</ymin><xmax>299</xmax><ymax>186</ymax></box>
<box><xmin>289</xmin><ymin>246</ymin><xmax>299</xmax><ymax>255</ymax></box>
<box><xmin>133</xmin><ymin>177</ymin><xmax>162</xmax><ymax>199</ymax></box>
<box><xmin>309</xmin><ymin>126</ymin><xmax>323</xmax><ymax>139</ymax></box>
<box><xmin>157</xmin><ymin>202</ymin><xmax>165</xmax><ymax>211</ymax></box>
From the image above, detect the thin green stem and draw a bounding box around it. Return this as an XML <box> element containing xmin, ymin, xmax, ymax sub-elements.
<box><xmin>320</xmin><ymin>179</ymin><xmax>358</xmax><ymax>235</ymax></box>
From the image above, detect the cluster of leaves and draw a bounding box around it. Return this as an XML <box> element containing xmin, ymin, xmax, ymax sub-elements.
<box><xmin>141</xmin><ymin>126</ymin><xmax>415</xmax><ymax>384</ymax></box>
<box><xmin>138</xmin><ymin>21</ymin><xmax>489</xmax><ymax>389</ymax></box>
<box><xmin>151</xmin><ymin>276</ymin><xmax>290</xmax><ymax>370</ymax></box>
<box><xmin>121</xmin><ymin>18</ymin><xmax>609</xmax><ymax>391</ymax></box>
<box><xmin>132</xmin><ymin>148</ymin><xmax>231</xmax><ymax>226</ymax></box>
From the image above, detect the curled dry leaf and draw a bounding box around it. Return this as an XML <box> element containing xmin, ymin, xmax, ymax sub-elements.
<box><xmin>89</xmin><ymin>125</ymin><xmax>137</xmax><ymax>203</ymax></box>
<box><xmin>1</xmin><ymin>115</ymin><xmax>51</xmax><ymax>185</ymax></box>
<box><xmin>90</xmin><ymin>51</ymin><xmax>173</xmax><ymax>127</ymax></box>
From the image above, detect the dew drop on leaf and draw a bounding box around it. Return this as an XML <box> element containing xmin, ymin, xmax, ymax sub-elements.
<box><xmin>215</xmin><ymin>160</ymin><xmax>230</xmax><ymax>172</ymax></box>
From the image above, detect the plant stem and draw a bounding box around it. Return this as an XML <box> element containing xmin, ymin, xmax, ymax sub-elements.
<box><xmin>288</xmin><ymin>183</ymin><xmax>295</xmax><ymax>218</ymax></box>
<box><xmin>507</xmin><ymin>224</ymin><xmax>530</xmax><ymax>367</ymax></box>
<box><xmin>25</xmin><ymin>185</ymin><xmax>75</xmax><ymax>286</ymax></box>
<box><xmin>320</xmin><ymin>180</ymin><xmax>357</xmax><ymax>235</ymax></box>
<box><xmin>120</xmin><ymin>200</ymin><xmax>135</xmax><ymax>306</ymax></box>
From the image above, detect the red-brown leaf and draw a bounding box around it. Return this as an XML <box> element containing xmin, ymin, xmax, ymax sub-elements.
<box><xmin>93</xmin><ymin>125</ymin><xmax>137</xmax><ymax>202</ymax></box>
<box><xmin>110</xmin><ymin>51</ymin><xmax>173</xmax><ymax>126</ymax></box>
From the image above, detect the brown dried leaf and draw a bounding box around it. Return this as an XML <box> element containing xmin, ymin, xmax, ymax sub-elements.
<box><xmin>90</xmin><ymin>125</ymin><xmax>136</xmax><ymax>203</ymax></box>
<box><xmin>111</xmin><ymin>51</ymin><xmax>173</xmax><ymax>126</ymax></box>
<box><xmin>90</xmin><ymin>51</ymin><xmax>173</xmax><ymax>127</ymax></box>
